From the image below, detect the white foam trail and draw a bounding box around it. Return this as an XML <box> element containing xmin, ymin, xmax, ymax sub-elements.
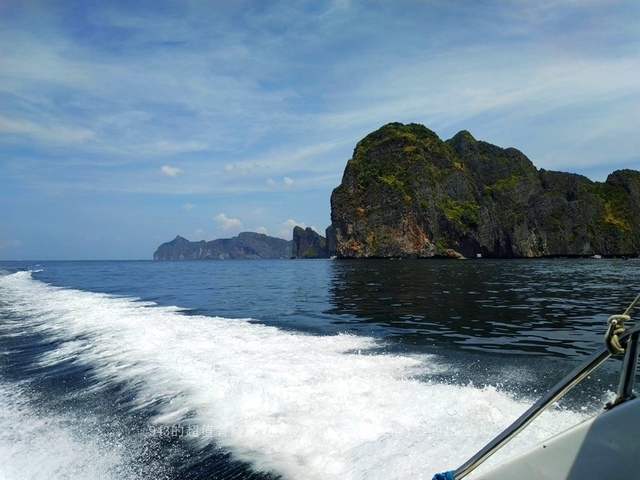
<box><xmin>0</xmin><ymin>383</ymin><xmax>127</xmax><ymax>480</ymax></box>
<box><xmin>0</xmin><ymin>271</ymin><xmax>590</xmax><ymax>479</ymax></box>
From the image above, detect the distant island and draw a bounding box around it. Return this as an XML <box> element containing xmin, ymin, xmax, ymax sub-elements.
<box><xmin>154</xmin><ymin>122</ymin><xmax>640</xmax><ymax>260</ymax></box>
<box><xmin>154</xmin><ymin>232</ymin><xmax>292</xmax><ymax>260</ymax></box>
<box><xmin>154</xmin><ymin>228</ymin><xmax>329</xmax><ymax>260</ymax></box>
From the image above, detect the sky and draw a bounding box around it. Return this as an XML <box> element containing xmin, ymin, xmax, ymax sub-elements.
<box><xmin>1</xmin><ymin>0</ymin><xmax>639</xmax><ymax>260</ymax></box>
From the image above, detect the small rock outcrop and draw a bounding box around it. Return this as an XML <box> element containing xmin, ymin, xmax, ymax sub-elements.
<box><xmin>292</xmin><ymin>226</ymin><xmax>329</xmax><ymax>258</ymax></box>
<box><xmin>328</xmin><ymin>122</ymin><xmax>640</xmax><ymax>258</ymax></box>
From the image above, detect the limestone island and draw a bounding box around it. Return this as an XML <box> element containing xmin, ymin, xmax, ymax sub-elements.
<box><xmin>155</xmin><ymin>122</ymin><xmax>640</xmax><ymax>260</ymax></box>
<box><xmin>326</xmin><ymin>123</ymin><xmax>639</xmax><ymax>259</ymax></box>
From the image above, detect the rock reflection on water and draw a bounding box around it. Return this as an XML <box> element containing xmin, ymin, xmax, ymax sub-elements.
<box><xmin>326</xmin><ymin>258</ymin><xmax>639</xmax><ymax>358</ymax></box>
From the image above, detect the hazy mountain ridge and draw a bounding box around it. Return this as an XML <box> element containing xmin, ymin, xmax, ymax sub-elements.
<box><xmin>153</xmin><ymin>232</ymin><xmax>293</xmax><ymax>260</ymax></box>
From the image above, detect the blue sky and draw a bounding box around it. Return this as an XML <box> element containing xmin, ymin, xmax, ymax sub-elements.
<box><xmin>1</xmin><ymin>0</ymin><xmax>638</xmax><ymax>260</ymax></box>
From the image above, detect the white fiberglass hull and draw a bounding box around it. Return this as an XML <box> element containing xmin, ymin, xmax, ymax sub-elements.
<box><xmin>473</xmin><ymin>396</ymin><xmax>640</xmax><ymax>480</ymax></box>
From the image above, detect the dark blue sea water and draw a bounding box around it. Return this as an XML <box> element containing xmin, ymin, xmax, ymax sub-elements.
<box><xmin>1</xmin><ymin>259</ymin><xmax>638</xmax><ymax>479</ymax></box>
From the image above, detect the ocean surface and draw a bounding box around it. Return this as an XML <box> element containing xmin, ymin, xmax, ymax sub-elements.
<box><xmin>1</xmin><ymin>258</ymin><xmax>639</xmax><ymax>480</ymax></box>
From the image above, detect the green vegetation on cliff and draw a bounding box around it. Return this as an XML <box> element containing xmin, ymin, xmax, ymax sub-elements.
<box><xmin>292</xmin><ymin>226</ymin><xmax>328</xmax><ymax>258</ymax></box>
<box><xmin>329</xmin><ymin>122</ymin><xmax>640</xmax><ymax>258</ymax></box>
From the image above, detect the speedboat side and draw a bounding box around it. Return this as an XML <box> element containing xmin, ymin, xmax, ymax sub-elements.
<box><xmin>472</xmin><ymin>396</ymin><xmax>640</xmax><ymax>480</ymax></box>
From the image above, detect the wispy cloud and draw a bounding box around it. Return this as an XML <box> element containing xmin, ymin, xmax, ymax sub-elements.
<box><xmin>159</xmin><ymin>165</ymin><xmax>183</xmax><ymax>177</ymax></box>
<box><xmin>1</xmin><ymin>0</ymin><xmax>637</xmax><ymax>259</ymax></box>
<box><xmin>215</xmin><ymin>213</ymin><xmax>243</xmax><ymax>233</ymax></box>
<box><xmin>278</xmin><ymin>219</ymin><xmax>317</xmax><ymax>239</ymax></box>
<box><xmin>0</xmin><ymin>115</ymin><xmax>95</xmax><ymax>144</ymax></box>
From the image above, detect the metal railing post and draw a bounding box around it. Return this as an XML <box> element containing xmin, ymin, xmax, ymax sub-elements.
<box><xmin>453</xmin><ymin>323</ymin><xmax>640</xmax><ymax>480</ymax></box>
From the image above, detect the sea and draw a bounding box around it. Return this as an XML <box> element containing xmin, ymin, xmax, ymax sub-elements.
<box><xmin>1</xmin><ymin>258</ymin><xmax>638</xmax><ymax>480</ymax></box>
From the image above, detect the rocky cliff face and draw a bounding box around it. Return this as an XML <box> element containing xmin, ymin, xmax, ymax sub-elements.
<box><xmin>154</xmin><ymin>232</ymin><xmax>292</xmax><ymax>260</ymax></box>
<box><xmin>292</xmin><ymin>226</ymin><xmax>329</xmax><ymax>258</ymax></box>
<box><xmin>329</xmin><ymin>122</ymin><xmax>640</xmax><ymax>258</ymax></box>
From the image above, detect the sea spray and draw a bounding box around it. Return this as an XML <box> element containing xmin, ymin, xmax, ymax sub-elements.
<box><xmin>0</xmin><ymin>271</ymin><xmax>591</xmax><ymax>479</ymax></box>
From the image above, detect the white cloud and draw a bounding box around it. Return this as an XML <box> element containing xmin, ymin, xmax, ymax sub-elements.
<box><xmin>255</xmin><ymin>226</ymin><xmax>268</xmax><ymax>235</ymax></box>
<box><xmin>223</xmin><ymin>162</ymin><xmax>265</xmax><ymax>176</ymax></box>
<box><xmin>2</xmin><ymin>1</ymin><xmax>638</xmax><ymax>261</ymax></box>
<box><xmin>0</xmin><ymin>115</ymin><xmax>95</xmax><ymax>144</ymax></box>
<box><xmin>278</xmin><ymin>219</ymin><xmax>317</xmax><ymax>238</ymax></box>
<box><xmin>266</xmin><ymin>176</ymin><xmax>296</xmax><ymax>188</ymax></box>
<box><xmin>153</xmin><ymin>140</ymin><xmax>208</xmax><ymax>154</ymax></box>
<box><xmin>182</xmin><ymin>203</ymin><xmax>197</xmax><ymax>211</ymax></box>
<box><xmin>193</xmin><ymin>229</ymin><xmax>205</xmax><ymax>240</ymax></box>
<box><xmin>160</xmin><ymin>165</ymin><xmax>183</xmax><ymax>177</ymax></box>
<box><xmin>215</xmin><ymin>213</ymin><xmax>243</xmax><ymax>232</ymax></box>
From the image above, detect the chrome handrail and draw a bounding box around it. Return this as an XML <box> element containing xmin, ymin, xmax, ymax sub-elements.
<box><xmin>614</xmin><ymin>330</ymin><xmax>639</xmax><ymax>407</ymax></box>
<box><xmin>453</xmin><ymin>323</ymin><xmax>640</xmax><ymax>480</ymax></box>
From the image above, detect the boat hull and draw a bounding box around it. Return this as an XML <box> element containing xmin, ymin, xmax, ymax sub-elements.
<box><xmin>473</xmin><ymin>397</ymin><xmax>640</xmax><ymax>480</ymax></box>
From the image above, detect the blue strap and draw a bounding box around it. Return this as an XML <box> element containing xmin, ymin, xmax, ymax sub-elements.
<box><xmin>432</xmin><ymin>471</ymin><xmax>455</xmax><ymax>480</ymax></box>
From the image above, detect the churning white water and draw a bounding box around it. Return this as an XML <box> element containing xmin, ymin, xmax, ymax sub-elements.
<box><xmin>1</xmin><ymin>271</ymin><xmax>593</xmax><ymax>479</ymax></box>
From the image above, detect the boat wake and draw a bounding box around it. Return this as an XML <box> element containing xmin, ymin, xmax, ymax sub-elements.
<box><xmin>0</xmin><ymin>271</ymin><xmax>591</xmax><ymax>479</ymax></box>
